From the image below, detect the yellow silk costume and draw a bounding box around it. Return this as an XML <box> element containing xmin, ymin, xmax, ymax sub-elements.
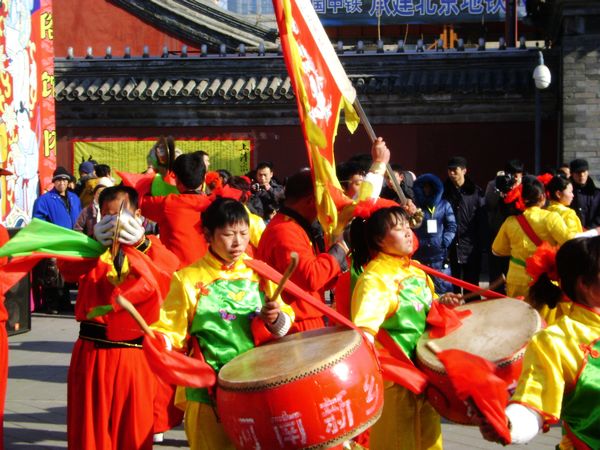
<box><xmin>547</xmin><ymin>201</ymin><xmax>583</xmax><ymax>234</ymax></box>
<box><xmin>492</xmin><ymin>207</ymin><xmax>576</xmax><ymax>324</ymax></box>
<box><xmin>352</xmin><ymin>252</ymin><xmax>442</xmax><ymax>450</ymax></box>
<box><xmin>152</xmin><ymin>251</ymin><xmax>294</xmax><ymax>450</ymax></box>
<box><xmin>511</xmin><ymin>303</ymin><xmax>600</xmax><ymax>449</ymax></box>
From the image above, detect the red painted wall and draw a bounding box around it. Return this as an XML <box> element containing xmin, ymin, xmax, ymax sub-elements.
<box><xmin>57</xmin><ymin>120</ymin><xmax>557</xmax><ymax>187</ymax></box>
<box><xmin>53</xmin><ymin>0</ymin><xmax>197</xmax><ymax>58</ymax></box>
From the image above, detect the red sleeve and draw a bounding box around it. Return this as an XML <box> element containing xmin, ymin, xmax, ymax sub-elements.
<box><xmin>258</xmin><ymin>221</ymin><xmax>340</xmax><ymax>293</ymax></box>
<box><xmin>140</xmin><ymin>195</ymin><xmax>166</xmax><ymax>222</ymax></box>
<box><xmin>0</xmin><ymin>225</ymin><xmax>9</xmax><ymax>267</ymax></box>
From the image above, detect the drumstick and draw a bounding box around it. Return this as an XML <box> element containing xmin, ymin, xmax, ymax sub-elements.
<box><xmin>462</xmin><ymin>274</ymin><xmax>506</xmax><ymax>302</ymax></box>
<box><xmin>426</xmin><ymin>341</ymin><xmax>443</xmax><ymax>355</ymax></box>
<box><xmin>271</xmin><ymin>252</ymin><xmax>299</xmax><ymax>300</ymax></box>
<box><xmin>116</xmin><ymin>295</ymin><xmax>156</xmax><ymax>339</ymax></box>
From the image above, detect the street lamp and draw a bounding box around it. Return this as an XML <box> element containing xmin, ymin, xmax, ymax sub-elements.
<box><xmin>533</xmin><ymin>51</ymin><xmax>551</xmax><ymax>174</ymax></box>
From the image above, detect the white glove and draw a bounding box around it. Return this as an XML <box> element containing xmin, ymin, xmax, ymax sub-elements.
<box><xmin>118</xmin><ymin>212</ymin><xmax>145</xmax><ymax>246</ymax></box>
<box><xmin>93</xmin><ymin>215</ymin><xmax>115</xmax><ymax>247</ymax></box>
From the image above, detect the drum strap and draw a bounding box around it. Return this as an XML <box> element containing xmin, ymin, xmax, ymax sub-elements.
<box><xmin>515</xmin><ymin>215</ymin><xmax>543</xmax><ymax>246</ymax></box>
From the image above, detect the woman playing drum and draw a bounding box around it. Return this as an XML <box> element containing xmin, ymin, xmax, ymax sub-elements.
<box><xmin>475</xmin><ymin>236</ymin><xmax>600</xmax><ymax>449</ymax></box>
<box><xmin>151</xmin><ymin>198</ymin><xmax>294</xmax><ymax>450</ymax></box>
<box><xmin>349</xmin><ymin>206</ymin><xmax>461</xmax><ymax>450</ymax></box>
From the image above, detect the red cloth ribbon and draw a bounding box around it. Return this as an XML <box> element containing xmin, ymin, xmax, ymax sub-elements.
<box><xmin>435</xmin><ymin>348</ymin><xmax>511</xmax><ymax>445</ymax></box>
<box><xmin>503</xmin><ymin>184</ymin><xmax>525</xmax><ymax>211</ymax></box>
<box><xmin>525</xmin><ymin>241</ymin><xmax>559</xmax><ymax>284</ymax></box>
<box><xmin>426</xmin><ymin>302</ymin><xmax>472</xmax><ymax>339</ymax></box>
<box><xmin>354</xmin><ymin>197</ymin><xmax>401</xmax><ymax>219</ymax></box>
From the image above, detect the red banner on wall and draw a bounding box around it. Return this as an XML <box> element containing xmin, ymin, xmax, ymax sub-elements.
<box><xmin>0</xmin><ymin>0</ymin><xmax>55</xmax><ymax>227</ymax></box>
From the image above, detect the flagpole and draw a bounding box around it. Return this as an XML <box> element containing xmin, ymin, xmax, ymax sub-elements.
<box><xmin>352</xmin><ymin>98</ymin><xmax>407</xmax><ymax>205</ymax></box>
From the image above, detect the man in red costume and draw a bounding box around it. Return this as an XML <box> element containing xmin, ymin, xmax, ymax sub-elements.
<box><xmin>256</xmin><ymin>139</ymin><xmax>390</xmax><ymax>332</ymax></box>
<box><xmin>141</xmin><ymin>151</ymin><xmax>211</xmax><ymax>268</ymax></box>
<box><xmin>60</xmin><ymin>185</ymin><xmax>179</xmax><ymax>450</ymax></box>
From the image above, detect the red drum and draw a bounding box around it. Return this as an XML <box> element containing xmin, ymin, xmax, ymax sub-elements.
<box><xmin>416</xmin><ymin>298</ymin><xmax>542</xmax><ymax>424</ymax></box>
<box><xmin>217</xmin><ymin>327</ymin><xmax>383</xmax><ymax>449</ymax></box>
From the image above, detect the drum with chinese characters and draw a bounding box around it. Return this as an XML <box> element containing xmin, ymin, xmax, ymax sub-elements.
<box><xmin>415</xmin><ymin>298</ymin><xmax>542</xmax><ymax>424</ymax></box>
<box><xmin>217</xmin><ymin>326</ymin><xmax>384</xmax><ymax>449</ymax></box>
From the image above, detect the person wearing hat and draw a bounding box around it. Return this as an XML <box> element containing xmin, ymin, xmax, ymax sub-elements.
<box><xmin>32</xmin><ymin>166</ymin><xmax>82</xmax><ymax>314</ymax></box>
<box><xmin>443</xmin><ymin>156</ymin><xmax>486</xmax><ymax>295</ymax></box>
<box><xmin>74</xmin><ymin>160</ymin><xmax>96</xmax><ymax>197</ymax></box>
<box><xmin>569</xmin><ymin>158</ymin><xmax>600</xmax><ymax>229</ymax></box>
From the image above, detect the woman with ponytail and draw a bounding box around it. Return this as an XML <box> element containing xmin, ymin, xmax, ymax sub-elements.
<box><xmin>350</xmin><ymin>206</ymin><xmax>462</xmax><ymax>450</ymax></box>
<box><xmin>545</xmin><ymin>175</ymin><xmax>583</xmax><ymax>234</ymax></box>
<box><xmin>476</xmin><ymin>236</ymin><xmax>600</xmax><ymax>449</ymax></box>
<box><xmin>492</xmin><ymin>176</ymin><xmax>598</xmax><ymax>322</ymax></box>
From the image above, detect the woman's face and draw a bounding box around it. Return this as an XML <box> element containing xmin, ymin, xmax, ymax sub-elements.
<box><xmin>557</xmin><ymin>183</ymin><xmax>574</xmax><ymax>206</ymax></box>
<box><xmin>575</xmin><ymin>273</ymin><xmax>600</xmax><ymax>311</ymax></box>
<box><xmin>206</xmin><ymin>221</ymin><xmax>250</xmax><ymax>264</ymax></box>
<box><xmin>379</xmin><ymin>215</ymin><xmax>413</xmax><ymax>257</ymax></box>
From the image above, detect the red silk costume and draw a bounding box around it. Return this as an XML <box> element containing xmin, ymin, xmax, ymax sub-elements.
<box><xmin>141</xmin><ymin>194</ymin><xmax>211</xmax><ymax>268</ymax></box>
<box><xmin>256</xmin><ymin>213</ymin><xmax>341</xmax><ymax>332</ymax></box>
<box><xmin>60</xmin><ymin>236</ymin><xmax>178</xmax><ymax>450</ymax></box>
<box><xmin>0</xmin><ymin>225</ymin><xmax>9</xmax><ymax>450</ymax></box>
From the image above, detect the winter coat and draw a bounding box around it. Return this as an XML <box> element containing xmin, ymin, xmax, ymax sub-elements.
<box><xmin>570</xmin><ymin>177</ymin><xmax>600</xmax><ymax>229</ymax></box>
<box><xmin>443</xmin><ymin>177</ymin><xmax>486</xmax><ymax>264</ymax></box>
<box><xmin>32</xmin><ymin>188</ymin><xmax>82</xmax><ymax>229</ymax></box>
<box><xmin>413</xmin><ymin>174</ymin><xmax>457</xmax><ymax>263</ymax></box>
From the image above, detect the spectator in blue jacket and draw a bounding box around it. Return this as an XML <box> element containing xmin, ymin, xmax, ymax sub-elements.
<box><xmin>32</xmin><ymin>166</ymin><xmax>82</xmax><ymax>314</ymax></box>
<box><xmin>413</xmin><ymin>173</ymin><xmax>457</xmax><ymax>293</ymax></box>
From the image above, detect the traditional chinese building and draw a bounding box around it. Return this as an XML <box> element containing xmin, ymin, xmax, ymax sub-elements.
<box><xmin>51</xmin><ymin>0</ymin><xmax>600</xmax><ymax>185</ymax></box>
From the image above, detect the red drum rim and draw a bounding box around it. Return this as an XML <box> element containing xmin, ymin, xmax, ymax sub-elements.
<box><xmin>218</xmin><ymin>327</ymin><xmax>363</xmax><ymax>392</ymax></box>
<box><xmin>416</xmin><ymin>298</ymin><xmax>542</xmax><ymax>373</ymax></box>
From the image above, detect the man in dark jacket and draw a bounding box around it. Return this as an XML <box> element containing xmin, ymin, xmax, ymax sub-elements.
<box><xmin>443</xmin><ymin>156</ymin><xmax>486</xmax><ymax>294</ymax></box>
<box><xmin>249</xmin><ymin>161</ymin><xmax>285</xmax><ymax>221</ymax></box>
<box><xmin>569</xmin><ymin>158</ymin><xmax>600</xmax><ymax>229</ymax></box>
<box><xmin>413</xmin><ymin>173</ymin><xmax>457</xmax><ymax>293</ymax></box>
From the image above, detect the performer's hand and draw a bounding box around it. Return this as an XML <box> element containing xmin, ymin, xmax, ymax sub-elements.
<box><xmin>467</xmin><ymin>399</ymin><xmax>509</xmax><ymax>444</ymax></box>
<box><xmin>371</xmin><ymin>137</ymin><xmax>390</xmax><ymax>164</ymax></box>
<box><xmin>93</xmin><ymin>215</ymin><xmax>115</xmax><ymax>247</ymax></box>
<box><xmin>438</xmin><ymin>292</ymin><xmax>464</xmax><ymax>307</ymax></box>
<box><xmin>260</xmin><ymin>300</ymin><xmax>281</xmax><ymax>324</ymax></box>
<box><xmin>118</xmin><ymin>212</ymin><xmax>145</xmax><ymax>246</ymax></box>
<box><xmin>402</xmin><ymin>199</ymin><xmax>417</xmax><ymax>215</ymax></box>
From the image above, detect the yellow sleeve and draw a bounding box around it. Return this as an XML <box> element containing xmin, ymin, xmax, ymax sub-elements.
<box><xmin>563</xmin><ymin>209</ymin><xmax>583</xmax><ymax>234</ymax></box>
<box><xmin>510</xmin><ymin>329</ymin><xmax>570</xmax><ymax>423</ymax></box>
<box><xmin>546</xmin><ymin>211</ymin><xmax>576</xmax><ymax>243</ymax></box>
<box><xmin>351</xmin><ymin>271</ymin><xmax>395</xmax><ymax>336</ymax></box>
<box><xmin>249</xmin><ymin>212</ymin><xmax>266</xmax><ymax>249</ymax></box>
<box><xmin>260</xmin><ymin>276</ymin><xmax>295</xmax><ymax>324</ymax></box>
<box><xmin>492</xmin><ymin>219</ymin><xmax>512</xmax><ymax>256</ymax></box>
<box><xmin>151</xmin><ymin>271</ymin><xmax>198</xmax><ymax>349</ymax></box>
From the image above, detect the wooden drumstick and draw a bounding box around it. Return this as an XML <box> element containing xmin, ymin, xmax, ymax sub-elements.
<box><xmin>462</xmin><ymin>274</ymin><xmax>506</xmax><ymax>302</ymax></box>
<box><xmin>272</xmin><ymin>252</ymin><xmax>299</xmax><ymax>300</ymax></box>
<box><xmin>426</xmin><ymin>341</ymin><xmax>443</xmax><ymax>355</ymax></box>
<box><xmin>116</xmin><ymin>295</ymin><xmax>156</xmax><ymax>339</ymax></box>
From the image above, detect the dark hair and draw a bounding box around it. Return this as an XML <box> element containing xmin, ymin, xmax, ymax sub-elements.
<box><xmin>521</xmin><ymin>176</ymin><xmax>545</xmax><ymax>207</ymax></box>
<box><xmin>98</xmin><ymin>185</ymin><xmax>139</xmax><ymax>210</ymax></box>
<box><xmin>350</xmin><ymin>206</ymin><xmax>410</xmax><ymax>271</ymax></box>
<box><xmin>337</xmin><ymin>161</ymin><xmax>366</xmax><ymax>190</ymax></box>
<box><xmin>92</xmin><ymin>183</ymin><xmax>107</xmax><ymax>195</ymax></box>
<box><xmin>529</xmin><ymin>237</ymin><xmax>600</xmax><ymax>308</ymax></box>
<box><xmin>256</xmin><ymin>161</ymin><xmax>274</xmax><ymax>171</ymax></box>
<box><xmin>284</xmin><ymin>169</ymin><xmax>313</xmax><ymax>202</ymax></box>
<box><xmin>505</xmin><ymin>159</ymin><xmax>524</xmax><ymax>175</ymax></box>
<box><xmin>173</xmin><ymin>152</ymin><xmax>206</xmax><ymax>190</ymax></box>
<box><xmin>546</xmin><ymin>175</ymin><xmax>571</xmax><ymax>201</ymax></box>
<box><xmin>201</xmin><ymin>197</ymin><xmax>249</xmax><ymax>234</ymax></box>
<box><xmin>217</xmin><ymin>169</ymin><xmax>232</xmax><ymax>184</ymax></box>
<box><xmin>94</xmin><ymin>164</ymin><xmax>111</xmax><ymax>178</ymax></box>
<box><xmin>347</xmin><ymin>153</ymin><xmax>372</xmax><ymax>173</ymax></box>
<box><xmin>390</xmin><ymin>163</ymin><xmax>404</xmax><ymax>173</ymax></box>
<box><xmin>227</xmin><ymin>176</ymin><xmax>252</xmax><ymax>203</ymax></box>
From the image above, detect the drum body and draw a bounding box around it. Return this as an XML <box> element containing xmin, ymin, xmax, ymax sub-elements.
<box><xmin>416</xmin><ymin>298</ymin><xmax>542</xmax><ymax>424</ymax></box>
<box><xmin>217</xmin><ymin>327</ymin><xmax>383</xmax><ymax>449</ymax></box>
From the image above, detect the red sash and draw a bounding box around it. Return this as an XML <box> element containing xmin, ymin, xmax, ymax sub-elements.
<box><xmin>516</xmin><ymin>215</ymin><xmax>543</xmax><ymax>246</ymax></box>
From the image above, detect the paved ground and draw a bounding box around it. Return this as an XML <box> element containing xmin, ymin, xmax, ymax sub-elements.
<box><xmin>5</xmin><ymin>314</ymin><xmax>562</xmax><ymax>449</ymax></box>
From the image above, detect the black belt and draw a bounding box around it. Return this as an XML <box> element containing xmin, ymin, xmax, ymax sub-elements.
<box><xmin>79</xmin><ymin>321</ymin><xmax>143</xmax><ymax>349</ymax></box>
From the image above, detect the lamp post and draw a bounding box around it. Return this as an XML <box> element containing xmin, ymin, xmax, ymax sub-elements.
<box><xmin>533</xmin><ymin>51</ymin><xmax>551</xmax><ymax>174</ymax></box>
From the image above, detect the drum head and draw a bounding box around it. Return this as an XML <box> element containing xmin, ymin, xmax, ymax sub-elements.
<box><xmin>416</xmin><ymin>298</ymin><xmax>542</xmax><ymax>372</ymax></box>
<box><xmin>218</xmin><ymin>326</ymin><xmax>362</xmax><ymax>391</ymax></box>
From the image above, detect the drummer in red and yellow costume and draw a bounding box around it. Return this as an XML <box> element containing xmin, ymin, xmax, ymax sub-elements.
<box><xmin>59</xmin><ymin>185</ymin><xmax>179</xmax><ymax>450</ymax></box>
<box><xmin>151</xmin><ymin>198</ymin><xmax>294</xmax><ymax>450</ymax></box>
<box><xmin>350</xmin><ymin>206</ymin><xmax>462</xmax><ymax>450</ymax></box>
<box><xmin>476</xmin><ymin>236</ymin><xmax>600</xmax><ymax>449</ymax></box>
<box><xmin>0</xmin><ymin>223</ymin><xmax>9</xmax><ymax>449</ymax></box>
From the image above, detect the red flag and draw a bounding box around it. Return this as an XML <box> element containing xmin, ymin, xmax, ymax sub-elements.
<box><xmin>116</xmin><ymin>170</ymin><xmax>155</xmax><ymax>197</ymax></box>
<box><xmin>143</xmin><ymin>333</ymin><xmax>216</xmax><ymax>388</ymax></box>
<box><xmin>435</xmin><ymin>348</ymin><xmax>512</xmax><ymax>445</ymax></box>
<box><xmin>273</xmin><ymin>0</ymin><xmax>359</xmax><ymax>239</ymax></box>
